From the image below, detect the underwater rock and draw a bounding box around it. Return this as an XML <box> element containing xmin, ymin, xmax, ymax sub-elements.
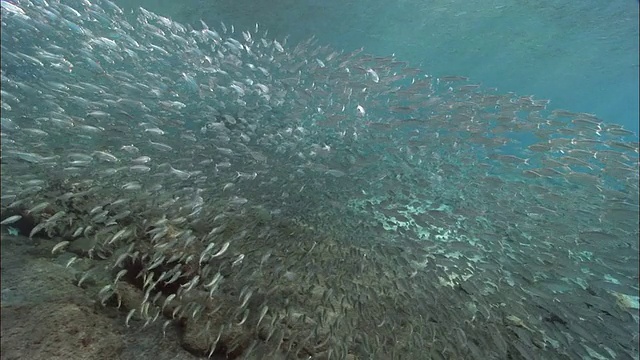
<box><xmin>1</xmin><ymin>301</ymin><xmax>123</xmax><ymax>360</ymax></box>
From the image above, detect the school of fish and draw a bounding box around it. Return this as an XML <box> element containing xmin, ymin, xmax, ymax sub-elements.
<box><xmin>1</xmin><ymin>0</ymin><xmax>639</xmax><ymax>359</ymax></box>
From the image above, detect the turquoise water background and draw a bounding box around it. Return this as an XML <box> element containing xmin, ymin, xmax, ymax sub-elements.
<box><xmin>115</xmin><ymin>0</ymin><xmax>640</xmax><ymax>132</ymax></box>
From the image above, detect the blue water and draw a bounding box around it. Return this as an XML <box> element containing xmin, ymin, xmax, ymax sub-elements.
<box><xmin>119</xmin><ymin>0</ymin><xmax>640</xmax><ymax>132</ymax></box>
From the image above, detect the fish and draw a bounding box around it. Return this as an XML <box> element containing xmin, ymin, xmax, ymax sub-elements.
<box><xmin>51</xmin><ymin>240</ymin><xmax>71</xmax><ymax>254</ymax></box>
<box><xmin>0</xmin><ymin>215</ymin><xmax>22</xmax><ymax>225</ymax></box>
<box><xmin>1</xmin><ymin>1</ymin><xmax>637</xmax><ymax>359</ymax></box>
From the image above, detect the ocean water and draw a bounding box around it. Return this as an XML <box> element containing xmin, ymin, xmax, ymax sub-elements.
<box><xmin>1</xmin><ymin>1</ymin><xmax>638</xmax><ymax>359</ymax></box>
<box><xmin>118</xmin><ymin>0</ymin><xmax>640</xmax><ymax>132</ymax></box>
